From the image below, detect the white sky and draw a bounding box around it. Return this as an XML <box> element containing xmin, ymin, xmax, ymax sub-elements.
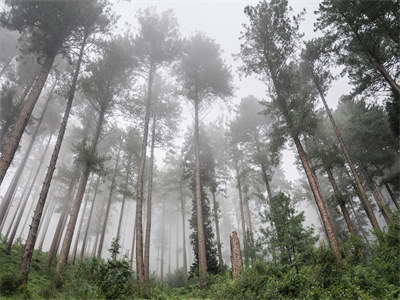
<box><xmin>113</xmin><ymin>0</ymin><xmax>352</xmax><ymax>182</ymax></box>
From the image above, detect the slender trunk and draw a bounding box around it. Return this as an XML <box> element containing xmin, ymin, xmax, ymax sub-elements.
<box><xmin>194</xmin><ymin>99</ymin><xmax>207</xmax><ymax>289</ymax></box>
<box><xmin>92</xmin><ymin>199</ymin><xmax>107</xmax><ymax>258</ymax></box>
<box><xmin>116</xmin><ymin>156</ymin><xmax>132</xmax><ymax>239</ymax></box>
<box><xmin>144</xmin><ymin>115</ymin><xmax>156</xmax><ymax>280</ymax></box>
<box><xmin>98</xmin><ymin>143</ymin><xmax>122</xmax><ymax>258</ymax></box>
<box><xmin>349</xmin><ymin>201</ymin><xmax>371</xmax><ymax>247</ymax></box>
<box><xmin>235</xmin><ymin>166</ymin><xmax>247</xmax><ymax>267</ymax></box>
<box><xmin>0</xmin><ymin>83</ymin><xmax>55</xmax><ymax>225</ymax></box>
<box><xmin>6</xmin><ymin>134</ymin><xmax>52</xmax><ymax>252</ymax></box>
<box><xmin>313</xmin><ymin>136</ymin><xmax>357</xmax><ymax>235</ymax></box>
<box><xmin>0</xmin><ymin>75</ymin><xmax>35</xmax><ymax>152</ymax></box>
<box><xmin>168</xmin><ymin>220</ymin><xmax>172</xmax><ymax>277</ymax></box>
<box><xmin>135</xmin><ymin>67</ymin><xmax>155</xmax><ymax>287</ymax></box>
<box><xmin>292</xmin><ymin>136</ymin><xmax>342</xmax><ymax>264</ymax></box>
<box><xmin>179</xmin><ymin>181</ymin><xmax>188</xmax><ymax>285</ymax></box>
<box><xmin>211</xmin><ymin>190</ymin><xmax>223</xmax><ymax>267</ymax></box>
<box><xmin>36</xmin><ymin>195</ymin><xmax>54</xmax><ymax>250</ymax></box>
<box><xmin>3</xmin><ymin>160</ymin><xmax>36</xmax><ymax>238</ymax></box>
<box><xmin>80</xmin><ymin>175</ymin><xmax>100</xmax><ymax>260</ymax></box>
<box><xmin>176</xmin><ymin>209</ymin><xmax>179</xmax><ymax>270</ymax></box>
<box><xmin>19</xmin><ymin>42</ymin><xmax>86</xmax><ymax>282</ymax></box>
<box><xmin>71</xmin><ymin>176</ymin><xmax>92</xmax><ymax>264</ymax></box>
<box><xmin>130</xmin><ymin>216</ymin><xmax>136</xmax><ymax>271</ymax></box>
<box><xmin>309</xmin><ymin>66</ymin><xmax>380</xmax><ymax>230</ymax></box>
<box><xmin>160</xmin><ymin>201</ymin><xmax>165</xmax><ymax>283</ymax></box>
<box><xmin>56</xmin><ymin>107</ymin><xmax>105</xmax><ymax>276</ymax></box>
<box><xmin>0</xmin><ymin>53</ymin><xmax>56</xmax><ymax>185</ymax></box>
<box><xmin>45</xmin><ymin>180</ymin><xmax>75</xmax><ymax>269</ymax></box>
<box><xmin>384</xmin><ymin>183</ymin><xmax>400</xmax><ymax>211</ymax></box>
<box><xmin>367</xmin><ymin>173</ymin><xmax>393</xmax><ymax>225</ymax></box>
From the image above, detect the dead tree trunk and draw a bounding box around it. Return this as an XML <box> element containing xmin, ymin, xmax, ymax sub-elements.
<box><xmin>230</xmin><ymin>231</ymin><xmax>243</xmax><ymax>279</ymax></box>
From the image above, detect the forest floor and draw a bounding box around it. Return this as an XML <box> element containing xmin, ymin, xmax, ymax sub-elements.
<box><xmin>1</xmin><ymin>219</ymin><xmax>399</xmax><ymax>300</ymax></box>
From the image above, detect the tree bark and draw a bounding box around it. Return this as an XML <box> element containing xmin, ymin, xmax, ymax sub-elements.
<box><xmin>292</xmin><ymin>135</ymin><xmax>342</xmax><ymax>264</ymax></box>
<box><xmin>313</xmin><ymin>136</ymin><xmax>357</xmax><ymax>236</ymax></box>
<box><xmin>0</xmin><ymin>53</ymin><xmax>56</xmax><ymax>185</ymax></box>
<box><xmin>135</xmin><ymin>66</ymin><xmax>155</xmax><ymax>287</ymax></box>
<box><xmin>80</xmin><ymin>175</ymin><xmax>100</xmax><ymax>260</ymax></box>
<box><xmin>45</xmin><ymin>179</ymin><xmax>75</xmax><ymax>269</ymax></box>
<box><xmin>19</xmin><ymin>40</ymin><xmax>86</xmax><ymax>282</ymax></box>
<box><xmin>71</xmin><ymin>176</ymin><xmax>92</xmax><ymax>264</ymax></box>
<box><xmin>179</xmin><ymin>181</ymin><xmax>188</xmax><ymax>285</ymax></box>
<box><xmin>6</xmin><ymin>134</ymin><xmax>52</xmax><ymax>252</ymax></box>
<box><xmin>367</xmin><ymin>173</ymin><xmax>393</xmax><ymax>225</ymax></box>
<box><xmin>130</xmin><ymin>215</ymin><xmax>136</xmax><ymax>271</ymax></box>
<box><xmin>0</xmin><ymin>82</ymin><xmax>55</xmax><ymax>225</ymax></box>
<box><xmin>56</xmin><ymin>106</ymin><xmax>105</xmax><ymax>276</ymax></box>
<box><xmin>230</xmin><ymin>231</ymin><xmax>243</xmax><ymax>279</ymax></box>
<box><xmin>211</xmin><ymin>190</ymin><xmax>223</xmax><ymax>267</ymax></box>
<box><xmin>193</xmin><ymin>99</ymin><xmax>207</xmax><ymax>289</ymax></box>
<box><xmin>97</xmin><ymin>142</ymin><xmax>122</xmax><ymax>258</ymax></box>
<box><xmin>309</xmin><ymin>65</ymin><xmax>380</xmax><ymax>231</ymax></box>
<box><xmin>235</xmin><ymin>165</ymin><xmax>247</xmax><ymax>267</ymax></box>
<box><xmin>144</xmin><ymin>115</ymin><xmax>156</xmax><ymax>280</ymax></box>
<box><xmin>384</xmin><ymin>183</ymin><xmax>400</xmax><ymax>211</ymax></box>
<box><xmin>116</xmin><ymin>155</ymin><xmax>132</xmax><ymax>239</ymax></box>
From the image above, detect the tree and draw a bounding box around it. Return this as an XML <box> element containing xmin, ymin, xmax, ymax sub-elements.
<box><xmin>176</xmin><ymin>32</ymin><xmax>232</xmax><ymax>288</ymax></box>
<box><xmin>315</xmin><ymin>0</ymin><xmax>400</xmax><ymax>96</ymax></box>
<box><xmin>0</xmin><ymin>0</ymin><xmax>93</xmax><ymax>184</ymax></box>
<box><xmin>182</xmin><ymin>130</ymin><xmax>220</xmax><ymax>278</ymax></box>
<box><xmin>259</xmin><ymin>192</ymin><xmax>317</xmax><ymax>265</ymax></box>
<box><xmin>18</xmin><ymin>1</ymin><xmax>113</xmax><ymax>283</ymax></box>
<box><xmin>301</xmin><ymin>38</ymin><xmax>381</xmax><ymax>230</ymax></box>
<box><xmin>56</xmin><ymin>36</ymin><xmax>135</xmax><ymax>276</ymax></box>
<box><xmin>132</xmin><ymin>7</ymin><xmax>181</xmax><ymax>286</ymax></box>
<box><xmin>239</xmin><ymin>0</ymin><xmax>342</xmax><ymax>264</ymax></box>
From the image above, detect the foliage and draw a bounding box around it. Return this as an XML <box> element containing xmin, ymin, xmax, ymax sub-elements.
<box><xmin>259</xmin><ymin>192</ymin><xmax>318</xmax><ymax>265</ymax></box>
<box><xmin>182</xmin><ymin>130</ymin><xmax>220</xmax><ymax>276</ymax></box>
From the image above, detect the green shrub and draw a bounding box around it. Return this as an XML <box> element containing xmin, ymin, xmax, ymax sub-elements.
<box><xmin>0</xmin><ymin>273</ymin><xmax>22</xmax><ymax>297</ymax></box>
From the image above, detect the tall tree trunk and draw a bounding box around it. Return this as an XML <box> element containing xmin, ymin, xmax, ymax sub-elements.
<box><xmin>176</xmin><ymin>209</ymin><xmax>179</xmax><ymax>271</ymax></box>
<box><xmin>130</xmin><ymin>215</ymin><xmax>136</xmax><ymax>271</ymax></box>
<box><xmin>349</xmin><ymin>201</ymin><xmax>371</xmax><ymax>247</ymax></box>
<box><xmin>0</xmin><ymin>53</ymin><xmax>56</xmax><ymax>185</ymax></box>
<box><xmin>80</xmin><ymin>175</ymin><xmax>100</xmax><ymax>260</ymax></box>
<box><xmin>45</xmin><ymin>179</ymin><xmax>75</xmax><ymax>269</ymax></box>
<box><xmin>6</xmin><ymin>134</ymin><xmax>52</xmax><ymax>252</ymax></box>
<box><xmin>309</xmin><ymin>66</ymin><xmax>380</xmax><ymax>230</ymax></box>
<box><xmin>194</xmin><ymin>99</ymin><xmax>207</xmax><ymax>289</ymax></box>
<box><xmin>160</xmin><ymin>201</ymin><xmax>165</xmax><ymax>283</ymax></box>
<box><xmin>116</xmin><ymin>156</ymin><xmax>132</xmax><ymax>239</ymax></box>
<box><xmin>384</xmin><ymin>182</ymin><xmax>400</xmax><ymax>211</ymax></box>
<box><xmin>36</xmin><ymin>194</ymin><xmax>55</xmax><ymax>250</ymax></box>
<box><xmin>179</xmin><ymin>181</ymin><xmax>188</xmax><ymax>285</ymax></box>
<box><xmin>0</xmin><ymin>82</ymin><xmax>55</xmax><ymax>225</ymax></box>
<box><xmin>211</xmin><ymin>190</ymin><xmax>223</xmax><ymax>267</ymax></box>
<box><xmin>3</xmin><ymin>160</ymin><xmax>36</xmax><ymax>238</ymax></box>
<box><xmin>292</xmin><ymin>135</ymin><xmax>342</xmax><ymax>264</ymax></box>
<box><xmin>71</xmin><ymin>175</ymin><xmax>93</xmax><ymax>264</ymax></box>
<box><xmin>313</xmin><ymin>136</ymin><xmax>357</xmax><ymax>235</ymax></box>
<box><xmin>19</xmin><ymin>40</ymin><xmax>86</xmax><ymax>283</ymax></box>
<box><xmin>56</xmin><ymin>106</ymin><xmax>105</xmax><ymax>276</ymax></box>
<box><xmin>235</xmin><ymin>165</ymin><xmax>247</xmax><ymax>267</ymax></box>
<box><xmin>98</xmin><ymin>142</ymin><xmax>122</xmax><ymax>258</ymax></box>
<box><xmin>0</xmin><ymin>74</ymin><xmax>35</xmax><ymax>152</ymax></box>
<box><xmin>144</xmin><ymin>115</ymin><xmax>156</xmax><ymax>280</ymax></box>
<box><xmin>135</xmin><ymin>66</ymin><xmax>155</xmax><ymax>287</ymax></box>
<box><xmin>366</xmin><ymin>172</ymin><xmax>393</xmax><ymax>225</ymax></box>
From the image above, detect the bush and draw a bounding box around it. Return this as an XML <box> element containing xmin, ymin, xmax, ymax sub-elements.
<box><xmin>0</xmin><ymin>273</ymin><xmax>22</xmax><ymax>297</ymax></box>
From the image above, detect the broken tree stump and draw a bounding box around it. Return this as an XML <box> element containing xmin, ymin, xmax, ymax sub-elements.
<box><xmin>230</xmin><ymin>231</ymin><xmax>243</xmax><ymax>279</ymax></box>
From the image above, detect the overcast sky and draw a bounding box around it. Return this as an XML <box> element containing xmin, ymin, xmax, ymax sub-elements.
<box><xmin>113</xmin><ymin>0</ymin><xmax>352</xmax><ymax>182</ymax></box>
